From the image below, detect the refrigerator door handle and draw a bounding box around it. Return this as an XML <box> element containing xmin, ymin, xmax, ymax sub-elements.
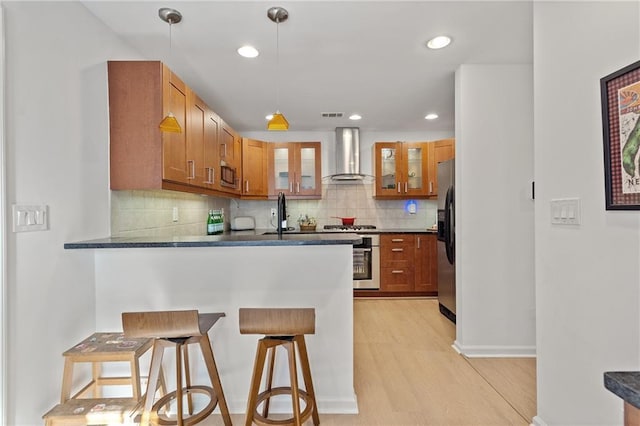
<box><xmin>444</xmin><ymin>186</ymin><xmax>455</xmax><ymax>265</ymax></box>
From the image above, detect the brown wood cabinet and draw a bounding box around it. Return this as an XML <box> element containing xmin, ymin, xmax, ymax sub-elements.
<box><xmin>242</xmin><ymin>138</ymin><xmax>268</xmax><ymax>199</ymax></box>
<box><xmin>218</xmin><ymin>119</ymin><xmax>242</xmax><ymax>196</ymax></box>
<box><xmin>356</xmin><ymin>233</ymin><xmax>437</xmax><ymax>297</ymax></box>
<box><xmin>373</xmin><ymin>142</ymin><xmax>430</xmax><ymax>199</ymax></box>
<box><xmin>414</xmin><ymin>234</ymin><xmax>438</xmax><ymax>292</ymax></box>
<box><xmin>427</xmin><ymin>138</ymin><xmax>455</xmax><ymax>198</ymax></box>
<box><xmin>108</xmin><ymin>60</ymin><xmax>243</xmax><ymax>198</ymax></box>
<box><xmin>268</xmin><ymin>142</ymin><xmax>322</xmax><ymax>199</ymax></box>
<box><xmin>380</xmin><ymin>234</ymin><xmax>415</xmax><ymax>292</ymax></box>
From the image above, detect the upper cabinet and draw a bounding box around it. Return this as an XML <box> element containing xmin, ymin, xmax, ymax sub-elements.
<box><xmin>108</xmin><ymin>60</ymin><xmax>242</xmax><ymax>198</ymax></box>
<box><xmin>373</xmin><ymin>142</ymin><xmax>430</xmax><ymax>199</ymax></box>
<box><xmin>242</xmin><ymin>138</ymin><xmax>268</xmax><ymax>199</ymax></box>
<box><xmin>373</xmin><ymin>139</ymin><xmax>455</xmax><ymax>199</ymax></box>
<box><xmin>218</xmin><ymin>119</ymin><xmax>242</xmax><ymax>196</ymax></box>
<box><xmin>426</xmin><ymin>138</ymin><xmax>455</xmax><ymax>198</ymax></box>
<box><xmin>268</xmin><ymin>142</ymin><xmax>322</xmax><ymax>199</ymax></box>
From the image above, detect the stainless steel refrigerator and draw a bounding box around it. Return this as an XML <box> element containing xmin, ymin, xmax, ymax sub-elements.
<box><xmin>437</xmin><ymin>159</ymin><xmax>456</xmax><ymax>323</ymax></box>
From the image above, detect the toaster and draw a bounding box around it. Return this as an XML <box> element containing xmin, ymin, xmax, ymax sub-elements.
<box><xmin>231</xmin><ymin>216</ymin><xmax>256</xmax><ymax>231</ymax></box>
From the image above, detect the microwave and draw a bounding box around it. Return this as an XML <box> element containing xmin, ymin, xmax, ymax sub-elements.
<box><xmin>220</xmin><ymin>163</ymin><xmax>237</xmax><ymax>188</ymax></box>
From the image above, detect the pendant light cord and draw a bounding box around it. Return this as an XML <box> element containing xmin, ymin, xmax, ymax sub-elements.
<box><xmin>275</xmin><ymin>20</ymin><xmax>280</xmax><ymax>112</ymax></box>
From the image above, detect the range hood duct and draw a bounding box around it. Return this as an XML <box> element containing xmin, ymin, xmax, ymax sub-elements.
<box><xmin>332</xmin><ymin>127</ymin><xmax>366</xmax><ymax>181</ymax></box>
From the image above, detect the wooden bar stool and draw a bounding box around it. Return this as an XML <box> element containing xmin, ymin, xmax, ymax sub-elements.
<box><xmin>122</xmin><ymin>309</ymin><xmax>232</xmax><ymax>426</ymax></box>
<box><xmin>239</xmin><ymin>308</ymin><xmax>320</xmax><ymax>426</ymax></box>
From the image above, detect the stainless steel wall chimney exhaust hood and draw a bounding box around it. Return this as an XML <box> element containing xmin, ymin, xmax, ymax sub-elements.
<box><xmin>331</xmin><ymin>127</ymin><xmax>368</xmax><ymax>181</ymax></box>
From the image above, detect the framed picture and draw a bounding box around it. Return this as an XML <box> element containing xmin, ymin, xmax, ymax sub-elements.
<box><xmin>601</xmin><ymin>59</ymin><xmax>640</xmax><ymax>210</ymax></box>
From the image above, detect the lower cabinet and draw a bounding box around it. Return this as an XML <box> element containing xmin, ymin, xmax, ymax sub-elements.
<box><xmin>414</xmin><ymin>234</ymin><xmax>438</xmax><ymax>292</ymax></box>
<box><xmin>364</xmin><ymin>233</ymin><xmax>437</xmax><ymax>296</ymax></box>
<box><xmin>380</xmin><ymin>234</ymin><xmax>415</xmax><ymax>292</ymax></box>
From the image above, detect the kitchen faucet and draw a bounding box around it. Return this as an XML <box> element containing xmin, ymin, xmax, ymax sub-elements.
<box><xmin>277</xmin><ymin>192</ymin><xmax>287</xmax><ymax>235</ymax></box>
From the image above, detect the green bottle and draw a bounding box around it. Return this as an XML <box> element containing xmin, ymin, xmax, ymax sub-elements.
<box><xmin>207</xmin><ymin>210</ymin><xmax>215</xmax><ymax>235</ymax></box>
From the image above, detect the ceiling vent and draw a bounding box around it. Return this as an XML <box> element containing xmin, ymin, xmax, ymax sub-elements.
<box><xmin>322</xmin><ymin>112</ymin><xmax>344</xmax><ymax>118</ymax></box>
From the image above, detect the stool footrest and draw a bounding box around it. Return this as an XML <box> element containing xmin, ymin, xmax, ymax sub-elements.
<box><xmin>253</xmin><ymin>387</ymin><xmax>315</xmax><ymax>426</ymax></box>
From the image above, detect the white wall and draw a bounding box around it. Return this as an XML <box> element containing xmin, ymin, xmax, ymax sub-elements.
<box><xmin>3</xmin><ymin>3</ymin><xmax>140</xmax><ymax>424</ymax></box>
<box><xmin>455</xmin><ymin>64</ymin><xmax>535</xmax><ymax>356</ymax></box>
<box><xmin>534</xmin><ymin>2</ymin><xmax>640</xmax><ymax>425</ymax></box>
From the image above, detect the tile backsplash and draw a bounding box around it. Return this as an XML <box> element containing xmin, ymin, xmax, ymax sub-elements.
<box><xmin>233</xmin><ymin>183</ymin><xmax>437</xmax><ymax>230</ymax></box>
<box><xmin>111</xmin><ymin>190</ymin><xmax>230</xmax><ymax>237</ymax></box>
<box><xmin>111</xmin><ymin>184</ymin><xmax>437</xmax><ymax>237</ymax></box>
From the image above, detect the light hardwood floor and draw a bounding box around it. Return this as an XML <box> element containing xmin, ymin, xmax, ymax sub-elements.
<box><xmin>204</xmin><ymin>298</ymin><xmax>536</xmax><ymax>425</ymax></box>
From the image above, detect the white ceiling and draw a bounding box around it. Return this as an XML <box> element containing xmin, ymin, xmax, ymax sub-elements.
<box><xmin>81</xmin><ymin>1</ymin><xmax>533</xmax><ymax>133</ymax></box>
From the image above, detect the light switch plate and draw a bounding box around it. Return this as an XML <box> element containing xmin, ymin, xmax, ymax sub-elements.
<box><xmin>550</xmin><ymin>198</ymin><xmax>581</xmax><ymax>225</ymax></box>
<box><xmin>12</xmin><ymin>204</ymin><xmax>48</xmax><ymax>232</ymax></box>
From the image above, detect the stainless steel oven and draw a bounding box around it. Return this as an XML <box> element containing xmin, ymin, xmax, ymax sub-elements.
<box><xmin>322</xmin><ymin>225</ymin><xmax>380</xmax><ymax>290</ymax></box>
<box><xmin>353</xmin><ymin>234</ymin><xmax>380</xmax><ymax>290</ymax></box>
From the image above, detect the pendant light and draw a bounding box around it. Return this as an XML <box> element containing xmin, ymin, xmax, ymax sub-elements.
<box><xmin>158</xmin><ymin>8</ymin><xmax>183</xmax><ymax>133</ymax></box>
<box><xmin>267</xmin><ymin>7</ymin><xmax>289</xmax><ymax>131</ymax></box>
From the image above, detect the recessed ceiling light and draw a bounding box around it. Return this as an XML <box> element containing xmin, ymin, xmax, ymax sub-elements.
<box><xmin>349</xmin><ymin>114</ymin><xmax>362</xmax><ymax>120</ymax></box>
<box><xmin>265</xmin><ymin>114</ymin><xmax>274</xmax><ymax>120</ymax></box>
<box><xmin>425</xmin><ymin>113</ymin><xmax>439</xmax><ymax>120</ymax></box>
<box><xmin>426</xmin><ymin>36</ymin><xmax>451</xmax><ymax>50</ymax></box>
<box><xmin>237</xmin><ymin>45</ymin><xmax>259</xmax><ymax>58</ymax></box>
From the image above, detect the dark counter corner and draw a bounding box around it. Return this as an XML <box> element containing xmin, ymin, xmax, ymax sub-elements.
<box><xmin>604</xmin><ymin>371</ymin><xmax>640</xmax><ymax>409</ymax></box>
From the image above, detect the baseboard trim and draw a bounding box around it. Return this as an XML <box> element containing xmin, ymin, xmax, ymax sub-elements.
<box><xmin>454</xmin><ymin>340</ymin><xmax>536</xmax><ymax>358</ymax></box>
<box><xmin>532</xmin><ymin>415</ymin><xmax>548</xmax><ymax>426</ymax></box>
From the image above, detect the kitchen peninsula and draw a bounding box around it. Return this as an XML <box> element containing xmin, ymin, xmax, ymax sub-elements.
<box><xmin>64</xmin><ymin>233</ymin><xmax>360</xmax><ymax>414</ymax></box>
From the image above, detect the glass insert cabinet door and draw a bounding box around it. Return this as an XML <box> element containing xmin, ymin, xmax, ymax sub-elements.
<box><xmin>272</xmin><ymin>147</ymin><xmax>290</xmax><ymax>192</ymax></box>
<box><xmin>300</xmin><ymin>147</ymin><xmax>317</xmax><ymax>191</ymax></box>
<box><xmin>269</xmin><ymin>142</ymin><xmax>321</xmax><ymax>197</ymax></box>
<box><xmin>381</xmin><ymin>146</ymin><xmax>398</xmax><ymax>190</ymax></box>
<box><xmin>406</xmin><ymin>146</ymin><xmax>423</xmax><ymax>190</ymax></box>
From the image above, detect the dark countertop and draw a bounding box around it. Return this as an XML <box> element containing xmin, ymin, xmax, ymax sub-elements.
<box><xmin>64</xmin><ymin>232</ymin><xmax>361</xmax><ymax>249</ymax></box>
<box><xmin>604</xmin><ymin>371</ymin><xmax>640</xmax><ymax>409</ymax></box>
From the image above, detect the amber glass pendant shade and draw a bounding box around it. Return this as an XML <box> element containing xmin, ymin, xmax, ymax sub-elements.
<box><xmin>267</xmin><ymin>112</ymin><xmax>289</xmax><ymax>131</ymax></box>
<box><xmin>159</xmin><ymin>112</ymin><xmax>182</xmax><ymax>133</ymax></box>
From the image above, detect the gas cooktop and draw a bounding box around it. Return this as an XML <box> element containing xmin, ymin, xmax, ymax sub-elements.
<box><xmin>323</xmin><ymin>225</ymin><xmax>377</xmax><ymax>231</ymax></box>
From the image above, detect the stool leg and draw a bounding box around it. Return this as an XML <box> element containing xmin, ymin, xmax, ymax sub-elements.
<box><xmin>199</xmin><ymin>334</ymin><xmax>232</xmax><ymax>426</ymax></box>
<box><xmin>92</xmin><ymin>362</ymin><xmax>102</xmax><ymax>398</ymax></box>
<box><xmin>130</xmin><ymin>354</ymin><xmax>142</xmax><ymax>401</ymax></box>
<box><xmin>141</xmin><ymin>340</ymin><xmax>165</xmax><ymax>426</ymax></box>
<box><xmin>262</xmin><ymin>344</ymin><xmax>277</xmax><ymax>418</ymax></box>
<box><xmin>285</xmin><ymin>340</ymin><xmax>302</xmax><ymax>426</ymax></box>
<box><xmin>175</xmin><ymin>342</ymin><xmax>184</xmax><ymax>426</ymax></box>
<box><xmin>183</xmin><ymin>344</ymin><xmax>194</xmax><ymax>415</ymax></box>
<box><xmin>245</xmin><ymin>339</ymin><xmax>269</xmax><ymax>426</ymax></box>
<box><xmin>60</xmin><ymin>357</ymin><xmax>74</xmax><ymax>403</ymax></box>
<box><xmin>295</xmin><ymin>335</ymin><xmax>320</xmax><ymax>425</ymax></box>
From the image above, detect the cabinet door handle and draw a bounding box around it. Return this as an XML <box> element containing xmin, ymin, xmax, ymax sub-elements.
<box><xmin>417</xmin><ymin>237</ymin><xmax>421</xmax><ymax>248</ymax></box>
<box><xmin>405</xmin><ymin>182</ymin><xmax>408</xmax><ymax>193</ymax></box>
<box><xmin>392</xmin><ymin>270</ymin><xmax>404</xmax><ymax>274</ymax></box>
<box><xmin>204</xmin><ymin>167</ymin><xmax>214</xmax><ymax>184</ymax></box>
<box><xmin>391</xmin><ymin>248</ymin><xmax>404</xmax><ymax>252</ymax></box>
<box><xmin>392</xmin><ymin>238</ymin><xmax>404</xmax><ymax>242</ymax></box>
<box><xmin>290</xmin><ymin>182</ymin><xmax>293</xmax><ymax>192</ymax></box>
<box><xmin>297</xmin><ymin>182</ymin><xmax>300</xmax><ymax>193</ymax></box>
<box><xmin>429</xmin><ymin>182</ymin><xmax>434</xmax><ymax>193</ymax></box>
<box><xmin>187</xmin><ymin>160</ymin><xmax>195</xmax><ymax>180</ymax></box>
<box><xmin>245</xmin><ymin>180</ymin><xmax>249</xmax><ymax>192</ymax></box>
<box><xmin>397</xmin><ymin>182</ymin><xmax>401</xmax><ymax>193</ymax></box>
